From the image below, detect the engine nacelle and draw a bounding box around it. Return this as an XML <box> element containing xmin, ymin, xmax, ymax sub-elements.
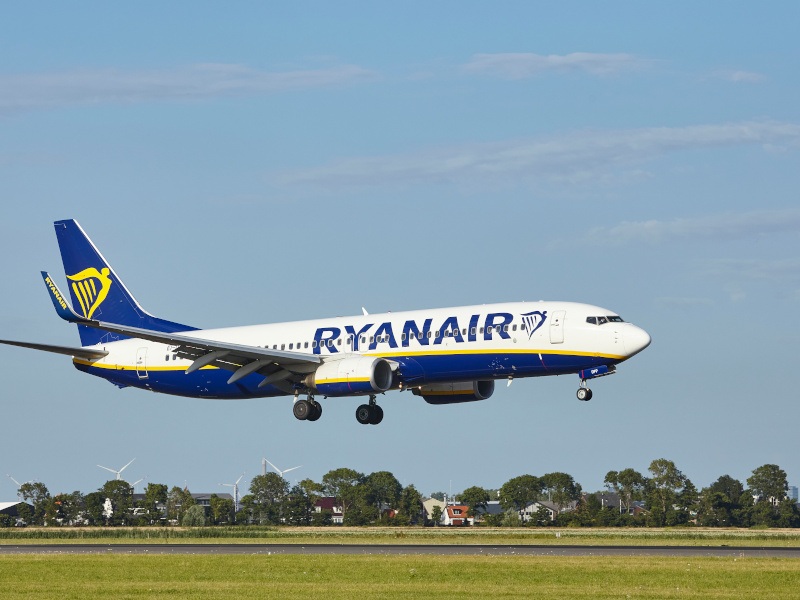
<box><xmin>413</xmin><ymin>380</ymin><xmax>495</xmax><ymax>405</ymax></box>
<box><xmin>304</xmin><ymin>356</ymin><xmax>393</xmax><ymax>396</ymax></box>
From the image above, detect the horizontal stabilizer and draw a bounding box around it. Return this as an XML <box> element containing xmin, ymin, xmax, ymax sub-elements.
<box><xmin>0</xmin><ymin>339</ymin><xmax>108</xmax><ymax>360</ymax></box>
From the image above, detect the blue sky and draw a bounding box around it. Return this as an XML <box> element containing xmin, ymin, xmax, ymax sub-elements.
<box><xmin>2</xmin><ymin>2</ymin><xmax>799</xmax><ymax>500</ymax></box>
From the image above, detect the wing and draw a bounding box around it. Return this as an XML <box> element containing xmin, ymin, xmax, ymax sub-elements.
<box><xmin>41</xmin><ymin>271</ymin><xmax>320</xmax><ymax>391</ymax></box>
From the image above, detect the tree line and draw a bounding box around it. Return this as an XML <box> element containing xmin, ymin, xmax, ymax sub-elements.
<box><xmin>3</xmin><ymin>459</ymin><xmax>798</xmax><ymax>528</ymax></box>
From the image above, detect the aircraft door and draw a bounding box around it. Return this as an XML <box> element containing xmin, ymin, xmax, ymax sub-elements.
<box><xmin>549</xmin><ymin>310</ymin><xmax>565</xmax><ymax>344</ymax></box>
<box><xmin>136</xmin><ymin>347</ymin><xmax>149</xmax><ymax>379</ymax></box>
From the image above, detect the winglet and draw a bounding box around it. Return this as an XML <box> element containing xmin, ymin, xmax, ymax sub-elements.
<box><xmin>41</xmin><ymin>271</ymin><xmax>87</xmax><ymax>323</ymax></box>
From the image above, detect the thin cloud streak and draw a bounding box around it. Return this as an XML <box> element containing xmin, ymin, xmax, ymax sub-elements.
<box><xmin>0</xmin><ymin>63</ymin><xmax>376</xmax><ymax>114</ymax></box>
<box><xmin>585</xmin><ymin>209</ymin><xmax>800</xmax><ymax>246</ymax></box>
<box><xmin>462</xmin><ymin>52</ymin><xmax>652</xmax><ymax>78</ymax></box>
<box><xmin>280</xmin><ymin>121</ymin><xmax>800</xmax><ymax>187</ymax></box>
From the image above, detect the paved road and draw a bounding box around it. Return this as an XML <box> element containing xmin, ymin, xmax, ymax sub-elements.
<box><xmin>2</xmin><ymin>544</ymin><xmax>799</xmax><ymax>557</ymax></box>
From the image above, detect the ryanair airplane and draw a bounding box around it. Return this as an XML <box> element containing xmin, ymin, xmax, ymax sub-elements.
<box><xmin>1</xmin><ymin>220</ymin><xmax>651</xmax><ymax>425</ymax></box>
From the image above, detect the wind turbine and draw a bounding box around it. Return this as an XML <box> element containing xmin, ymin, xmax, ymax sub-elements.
<box><xmin>97</xmin><ymin>458</ymin><xmax>136</xmax><ymax>481</ymax></box>
<box><xmin>262</xmin><ymin>458</ymin><xmax>301</xmax><ymax>479</ymax></box>
<box><xmin>220</xmin><ymin>473</ymin><xmax>245</xmax><ymax>513</ymax></box>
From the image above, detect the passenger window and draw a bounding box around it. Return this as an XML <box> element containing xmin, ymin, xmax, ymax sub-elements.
<box><xmin>427</xmin><ymin>331</ymin><xmax>432</xmax><ymax>338</ymax></box>
<box><xmin>337</xmin><ymin>339</ymin><xmax>342</xmax><ymax>346</ymax></box>
<box><xmin>165</xmin><ymin>355</ymin><xmax>169</xmax><ymax>361</ymax></box>
<box><xmin>503</xmin><ymin>325</ymin><xmax>509</xmax><ymax>332</ymax></box>
<box><xmin>370</xmin><ymin>336</ymin><xmax>374</xmax><ymax>343</ymax></box>
<box><xmin>470</xmin><ymin>327</ymin><xmax>476</xmax><ymax>335</ymax></box>
<box><xmin>401</xmin><ymin>333</ymin><xmax>406</xmax><ymax>341</ymax></box>
<box><xmin>480</xmin><ymin>327</ymin><xmax>484</xmax><ymax>334</ymax></box>
<box><xmin>289</xmin><ymin>343</ymin><xmax>294</xmax><ymax>350</ymax></box>
<box><xmin>281</xmin><ymin>344</ymin><xmax>285</xmax><ymax>350</ymax></box>
<box><xmin>312</xmin><ymin>341</ymin><xmax>317</xmax><ymax>348</ymax></box>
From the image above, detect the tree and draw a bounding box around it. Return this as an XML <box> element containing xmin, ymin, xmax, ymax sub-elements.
<box><xmin>398</xmin><ymin>485</ymin><xmax>424</xmax><ymax>525</ymax></box>
<box><xmin>364</xmin><ymin>471</ymin><xmax>402</xmax><ymax>517</ymax></box>
<box><xmin>83</xmin><ymin>491</ymin><xmax>106</xmax><ymax>526</ymax></box>
<box><xmin>167</xmin><ymin>487</ymin><xmax>195</xmax><ymax>523</ymax></box>
<box><xmin>747</xmin><ymin>464</ymin><xmax>788</xmax><ymax>505</ymax></box>
<box><xmin>284</xmin><ymin>484</ymin><xmax>316</xmax><ymax>526</ymax></box>
<box><xmin>249</xmin><ymin>473</ymin><xmax>289</xmax><ymax>525</ymax></box>
<box><xmin>100</xmin><ymin>480</ymin><xmax>133</xmax><ymax>526</ymax></box>
<box><xmin>460</xmin><ymin>486</ymin><xmax>491</xmax><ymax>520</ymax></box>
<box><xmin>142</xmin><ymin>483</ymin><xmax>168</xmax><ymax>524</ymax></box>
<box><xmin>430</xmin><ymin>492</ymin><xmax>445</xmax><ymax>501</ymax></box>
<box><xmin>604</xmin><ymin>468</ymin><xmax>647</xmax><ymax>514</ymax></box>
<box><xmin>500</xmin><ymin>475</ymin><xmax>543</xmax><ymax>522</ymax></box>
<box><xmin>322</xmin><ymin>468</ymin><xmax>364</xmax><ymax>520</ymax></box>
<box><xmin>18</xmin><ymin>481</ymin><xmax>50</xmax><ymax>526</ymax></box>
<box><xmin>646</xmin><ymin>459</ymin><xmax>688</xmax><ymax>527</ymax></box>
<box><xmin>182</xmin><ymin>504</ymin><xmax>206</xmax><ymax>526</ymax></box>
<box><xmin>430</xmin><ymin>505</ymin><xmax>443</xmax><ymax>526</ymax></box>
<box><xmin>47</xmin><ymin>491</ymin><xmax>83</xmax><ymax>526</ymax></box>
<box><xmin>542</xmin><ymin>472</ymin><xmax>582</xmax><ymax>515</ymax></box>
<box><xmin>209</xmin><ymin>494</ymin><xmax>235</xmax><ymax>525</ymax></box>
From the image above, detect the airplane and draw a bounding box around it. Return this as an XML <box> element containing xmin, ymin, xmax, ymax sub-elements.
<box><xmin>0</xmin><ymin>220</ymin><xmax>650</xmax><ymax>425</ymax></box>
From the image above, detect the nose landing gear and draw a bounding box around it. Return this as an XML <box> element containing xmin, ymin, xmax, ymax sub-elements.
<box><xmin>576</xmin><ymin>385</ymin><xmax>593</xmax><ymax>401</ymax></box>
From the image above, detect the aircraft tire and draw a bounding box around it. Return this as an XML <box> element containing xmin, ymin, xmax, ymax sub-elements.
<box><xmin>307</xmin><ymin>402</ymin><xmax>322</xmax><ymax>421</ymax></box>
<box><xmin>355</xmin><ymin>404</ymin><xmax>372</xmax><ymax>425</ymax></box>
<box><xmin>293</xmin><ymin>399</ymin><xmax>312</xmax><ymax>420</ymax></box>
<box><xmin>577</xmin><ymin>388</ymin><xmax>592</xmax><ymax>401</ymax></box>
<box><xmin>369</xmin><ymin>405</ymin><xmax>384</xmax><ymax>425</ymax></box>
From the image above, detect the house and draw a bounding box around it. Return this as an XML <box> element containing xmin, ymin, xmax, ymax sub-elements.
<box><xmin>443</xmin><ymin>505</ymin><xmax>472</xmax><ymax>526</ymax></box>
<box><xmin>313</xmin><ymin>497</ymin><xmax>343</xmax><ymax>524</ymax></box>
<box><xmin>0</xmin><ymin>501</ymin><xmax>34</xmax><ymax>526</ymax></box>
<box><xmin>422</xmin><ymin>497</ymin><xmax>446</xmax><ymax>524</ymax></box>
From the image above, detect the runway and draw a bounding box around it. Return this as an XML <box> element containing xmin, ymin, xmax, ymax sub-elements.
<box><xmin>2</xmin><ymin>544</ymin><xmax>799</xmax><ymax>557</ymax></box>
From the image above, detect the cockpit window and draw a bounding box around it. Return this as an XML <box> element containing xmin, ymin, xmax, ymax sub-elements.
<box><xmin>587</xmin><ymin>315</ymin><xmax>625</xmax><ymax>325</ymax></box>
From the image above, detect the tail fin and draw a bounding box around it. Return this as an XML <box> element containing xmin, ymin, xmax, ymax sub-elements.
<box><xmin>53</xmin><ymin>220</ymin><xmax>195</xmax><ymax>346</ymax></box>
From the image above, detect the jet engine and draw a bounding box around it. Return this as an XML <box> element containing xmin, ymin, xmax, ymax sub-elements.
<box><xmin>304</xmin><ymin>356</ymin><xmax>393</xmax><ymax>396</ymax></box>
<box><xmin>412</xmin><ymin>380</ymin><xmax>495</xmax><ymax>405</ymax></box>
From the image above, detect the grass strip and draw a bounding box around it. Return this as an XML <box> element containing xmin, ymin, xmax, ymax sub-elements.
<box><xmin>2</xmin><ymin>526</ymin><xmax>800</xmax><ymax>546</ymax></box>
<box><xmin>1</xmin><ymin>554</ymin><xmax>799</xmax><ymax>599</ymax></box>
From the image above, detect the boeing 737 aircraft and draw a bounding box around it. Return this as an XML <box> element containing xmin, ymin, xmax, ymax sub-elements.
<box><xmin>0</xmin><ymin>220</ymin><xmax>650</xmax><ymax>425</ymax></box>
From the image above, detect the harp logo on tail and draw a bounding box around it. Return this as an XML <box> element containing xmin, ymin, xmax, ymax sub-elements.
<box><xmin>521</xmin><ymin>310</ymin><xmax>547</xmax><ymax>339</ymax></box>
<box><xmin>67</xmin><ymin>267</ymin><xmax>112</xmax><ymax>319</ymax></box>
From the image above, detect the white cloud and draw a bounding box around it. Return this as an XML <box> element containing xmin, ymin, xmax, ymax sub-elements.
<box><xmin>280</xmin><ymin>120</ymin><xmax>800</xmax><ymax>188</ymax></box>
<box><xmin>585</xmin><ymin>208</ymin><xmax>800</xmax><ymax>246</ymax></box>
<box><xmin>462</xmin><ymin>52</ymin><xmax>652</xmax><ymax>78</ymax></box>
<box><xmin>0</xmin><ymin>63</ymin><xmax>376</xmax><ymax>114</ymax></box>
<box><xmin>712</xmin><ymin>70</ymin><xmax>766</xmax><ymax>84</ymax></box>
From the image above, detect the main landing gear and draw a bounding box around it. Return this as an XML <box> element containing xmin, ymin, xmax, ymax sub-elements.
<box><xmin>293</xmin><ymin>395</ymin><xmax>323</xmax><ymax>421</ymax></box>
<box><xmin>355</xmin><ymin>395</ymin><xmax>383</xmax><ymax>425</ymax></box>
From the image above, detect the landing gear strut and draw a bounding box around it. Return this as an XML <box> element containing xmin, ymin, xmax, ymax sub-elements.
<box><xmin>356</xmin><ymin>395</ymin><xmax>384</xmax><ymax>425</ymax></box>
<box><xmin>293</xmin><ymin>395</ymin><xmax>323</xmax><ymax>421</ymax></box>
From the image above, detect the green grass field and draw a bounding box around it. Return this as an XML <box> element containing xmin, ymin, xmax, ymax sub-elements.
<box><xmin>1</xmin><ymin>554</ymin><xmax>799</xmax><ymax>599</ymax></box>
<box><xmin>2</xmin><ymin>526</ymin><xmax>800</xmax><ymax>546</ymax></box>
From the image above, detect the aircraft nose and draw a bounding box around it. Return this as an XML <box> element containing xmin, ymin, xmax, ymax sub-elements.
<box><xmin>624</xmin><ymin>325</ymin><xmax>651</xmax><ymax>357</ymax></box>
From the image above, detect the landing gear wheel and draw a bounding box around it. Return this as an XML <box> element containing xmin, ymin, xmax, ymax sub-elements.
<box><xmin>355</xmin><ymin>404</ymin><xmax>372</xmax><ymax>425</ymax></box>
<box><xmin>576</xmin><ymin>387</ymin><xmax>593</xmax><ymax>401</ymax></box>
<box><xmin>369</xmin><ymin>405</ymin><xmax>384</xmax><ymax>425</ymax></box>
<box><xmin>307</xmin><ymin>402</ymin><xmax>322</xmax><ymax>422</ymax></box>
<box><xmin>293</xmin><ymin>399</ymin><xmax>313</xmax><ymax>420</ymax></box>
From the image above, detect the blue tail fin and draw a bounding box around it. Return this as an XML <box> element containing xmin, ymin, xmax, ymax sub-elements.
<box><xmin>53</xmin><ymin>219</ymin><xmax>195</xmax><ymax>346</ymax></box>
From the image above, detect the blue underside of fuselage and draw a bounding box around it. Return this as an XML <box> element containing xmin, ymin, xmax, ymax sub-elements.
<box><xmin>75</xmin><ymin>352</ymin><xmax>618</xmax><ymax>399</ymax></box>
